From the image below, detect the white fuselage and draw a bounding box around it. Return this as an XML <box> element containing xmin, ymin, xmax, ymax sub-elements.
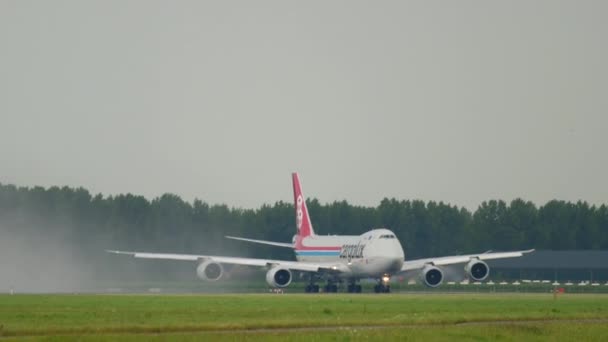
<box><xmin>294</xmin><ymin>228</ymin><xmax>405</xmax><ymax>278</ymax></box>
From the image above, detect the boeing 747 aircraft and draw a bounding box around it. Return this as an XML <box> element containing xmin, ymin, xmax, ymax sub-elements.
<box><xmin>107</xmin><ymin>173</ymin><xmax>533</xmax><ymax>293</ymax></box>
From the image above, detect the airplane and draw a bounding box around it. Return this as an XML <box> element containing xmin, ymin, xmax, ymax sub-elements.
<box><xmin>107</xmin><ymin>173</ymin><xmax>534</xmax><ymax>293</ymax></box>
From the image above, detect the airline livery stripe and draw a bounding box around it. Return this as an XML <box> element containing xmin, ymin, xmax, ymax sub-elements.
<box><xmin>295</xmin><ymin>251</ymin><xmax>340</xmax><ymax>256</ymax></box>
<box><xmin>295</xmin><ymin>247</ymin><xmax>341</xmax><ymax>251</ymax></box>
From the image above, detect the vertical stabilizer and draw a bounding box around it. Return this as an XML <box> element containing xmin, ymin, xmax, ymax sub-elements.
<box><xmin>292</xmin><ymin>173</ymin><xmax>316</xmax><ymax>238</ymax></box>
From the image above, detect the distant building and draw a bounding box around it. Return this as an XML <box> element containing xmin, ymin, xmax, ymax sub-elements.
<box><xmin>488</xmin><ymin>250</ymin><xmax>608</xmax><ymax>282</ymax></box>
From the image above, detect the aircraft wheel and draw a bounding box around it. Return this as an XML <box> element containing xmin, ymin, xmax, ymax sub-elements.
<box><xmin>325</xmin><ymin>283</ymin><xmax>338</xmax><ymax>293</ymax></box>
<box><xmin>374</xmin><ymin>284</ymin><xmax>390</xmax><ymax>293</ymax></box>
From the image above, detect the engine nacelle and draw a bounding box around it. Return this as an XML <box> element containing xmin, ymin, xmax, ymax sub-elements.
<box><xmin>420</xmin><ymin>265</ymin><xmax>443</xmax><ymax>287</ymax></box>
<box><xmin>465</xmin><ymin>259</ymin><xmax>489</xmax><ymax>281</ymax></box>
<box><xmin>196</xmin><ymin>260</ymin><xmax>223</xmax><ymax>281</ymax></box>
<box><xmin>265</xmin><ymin>267</ymin><xmax>292</xmax><ymax>288</ymax></box>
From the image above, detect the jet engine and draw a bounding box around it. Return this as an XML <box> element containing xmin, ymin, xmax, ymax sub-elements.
<box><xmin>464</xmin><ymin>259</ymin><xmax>489</xmax><ymax>281</ymax></box>
<box><xmin>265</xmin><ymin>267</ymin><xmax>292</xmax><ymax>288</ymax></box>
<box><xmin>420</xmin><ymin>265</ymin><xmax>443</xmax><ymax>287</ymax></box>
<box><xmin>196</xmin><ymin>260</ymin><xmax>223</xmax><ymax>281</ymax></box>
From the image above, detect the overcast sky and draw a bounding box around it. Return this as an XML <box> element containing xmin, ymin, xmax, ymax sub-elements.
<box><xmin>1</xmin><ymin>1</ymin><xmax>606</xmax><ymax>210</ymax></box>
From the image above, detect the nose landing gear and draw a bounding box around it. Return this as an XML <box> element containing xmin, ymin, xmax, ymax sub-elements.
<box><xmin>373</xmin><ymin>283</ymin><xmax>390</xmax><ymax>293</ymax></box>
<box><xmin>374</xmin><ymin>275</ymin><xmax>391</xmax><ymax>293</ymax></box>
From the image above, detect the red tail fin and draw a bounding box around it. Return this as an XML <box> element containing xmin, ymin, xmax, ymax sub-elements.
<box><xmin>292</xmin><ymin>173</ymin><xmax>315</xmax><ymax>238</ymax></box>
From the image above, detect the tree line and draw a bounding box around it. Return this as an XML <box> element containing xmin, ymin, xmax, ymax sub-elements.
<box><xmin>1</xmin><ymin>182</ymin><xmax>607</xmax><ymax>263</ymax></box>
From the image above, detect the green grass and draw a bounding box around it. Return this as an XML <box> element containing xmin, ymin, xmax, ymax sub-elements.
<box><xmin>90</xmin><ymin>278</ymin><xmax>608</xmax><ymax>294</ymax></box>
<box><xmin>1</xmin><ymin>293</ymin><xmax>608</xmax><ymax>340</ymax></box>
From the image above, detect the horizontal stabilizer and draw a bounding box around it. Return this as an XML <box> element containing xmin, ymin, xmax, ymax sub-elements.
<box><xmin>225</xmin><ymin>236</ymin><xmax>293</xmax><ymax>248</ymax></box>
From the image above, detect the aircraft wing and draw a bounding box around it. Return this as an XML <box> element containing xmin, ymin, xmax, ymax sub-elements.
<box><xmin>105</xmin><ymin>250</ymin><xmax>343</xmax><ymax>273</ymax></box>
<box><xmin>400</xmin><ymin>249</ymin><xmax>535</xmax><ymax>272</ymax></box>
<box><xmin>224</xmin><ymin>236</ymin><xmax>293</xmax><ymax>248</ymax></box>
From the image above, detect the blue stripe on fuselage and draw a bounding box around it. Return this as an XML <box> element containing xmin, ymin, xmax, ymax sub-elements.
<box><xmin>295</xmin><ymin>251</ymin><xmax>340</xmax><ymax>256</ymax></box>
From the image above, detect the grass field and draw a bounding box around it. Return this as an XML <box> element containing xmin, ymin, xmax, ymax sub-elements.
<box><xmin>1</xmin><ymin>293</ymin><xmax>608</xmax><ymax>340</ymax></box>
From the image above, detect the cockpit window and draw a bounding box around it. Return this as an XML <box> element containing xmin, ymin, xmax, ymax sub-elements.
<box><xmin>379</xmin><ymin>234</ymin><xmax>396</xmax><ymax>239</ymax></box>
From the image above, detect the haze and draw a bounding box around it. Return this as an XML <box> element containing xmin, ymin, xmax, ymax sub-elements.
<box><xmin>1</xmin><ymin>1</ymin><xmax>607</xmax><ymax>209</ymax></box>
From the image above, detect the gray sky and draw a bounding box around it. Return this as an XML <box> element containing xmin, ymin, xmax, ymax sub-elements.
<box><xmin>1</xmin><ymin>1</ymin><xmax>607</xmax><ymax>210</ymax></box>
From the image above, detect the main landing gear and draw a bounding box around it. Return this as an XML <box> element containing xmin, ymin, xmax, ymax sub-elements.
<box><xmin>305</xmin><ymin>274</ymin><xmax>321</xmax><ymax>293</ymax></box>
<box><xmin>347</xmin><ymin>284</ymin><xmax>362</xmax><ymax>293</ymax></box>
<box><xmin>303</xmin><ymin>276</ymin><xmax>387</xmax><ymax>294</ymax></box>
<box><xmin>305</xmin><ymin>284</ymin><xmax>320</xmax><ymax>293</ymax></box>
<box><xmin>305</xmin><ymin>278</ymin><xmax>339</xmax><ymax>293</ymax></box>
<box><xmin>347</xmin><ymin>280</ymin><xmax>362</xmax><ymax>293</ymax></box>
<box><xmin>324</xmin><ymin>284</ymin><xmax>338</xmax><ymax>293</ymax></box>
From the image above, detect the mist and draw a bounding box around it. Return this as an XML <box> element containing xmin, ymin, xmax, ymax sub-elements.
<box><xmin>0</xmin><ymin>205</ymin><xmax>265</xmax><ymax>294</ymax></box>
<box><xmin>0</xmin><ymin>217</ymin><xmax>96</xmax><ymax>293</ymax></box>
